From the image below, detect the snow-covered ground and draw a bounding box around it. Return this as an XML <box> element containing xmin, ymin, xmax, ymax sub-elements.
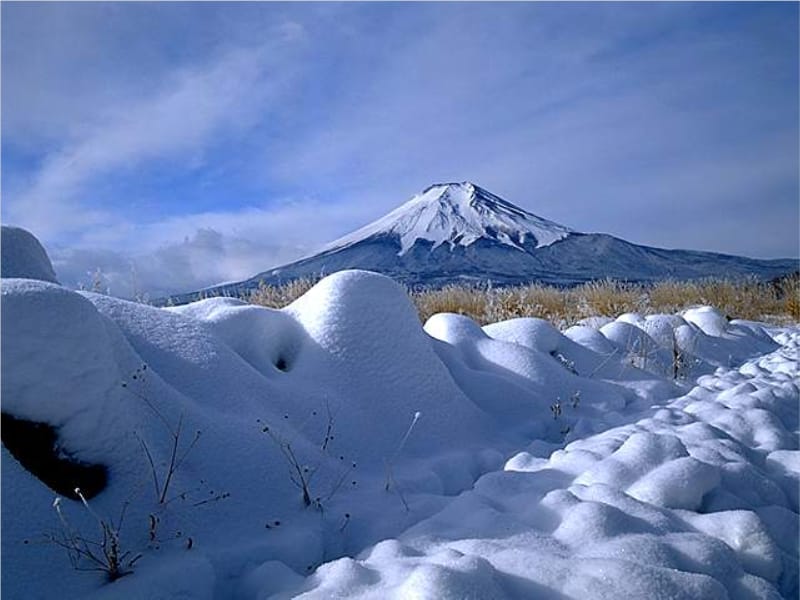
<box><xmin>2</xmin><ymin>226</ymin><xmax>798</xmax><ymax>599</ymax></box>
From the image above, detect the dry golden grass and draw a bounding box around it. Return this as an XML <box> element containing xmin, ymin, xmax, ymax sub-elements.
<box><xmin>411</xmin><ymin>284</ymin><xmax>490</xmax><ymax>323</ymax></box>
<box><xmin>644</xmin><ymin>276</ymin><xmax>798</xmax><ymax>322</ymax></box>
<box><xmin>492</xmin><ymin>284</ymin><xmax>574</xmax><ymax>324</ymax></box>
<box><xmin>244</xmin><ymin>278</ymin><xmax>318</xmax><ymax>308</ymax></box>
<box><xmin>243</xmin><ymin>273</ymin><xmax>800</xmax><ymax>326</ymax></box>
<box><xmin>773</xmin><ymin>271</ymin><xmax>800</xmax><ymax>321</ymax></box>
<box><xmin>578</xmin><ymin>279</ymin><xmax>644</xmax><ymax>318</ymax></box>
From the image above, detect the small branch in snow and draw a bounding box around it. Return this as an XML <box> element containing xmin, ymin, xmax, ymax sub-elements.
<box><xmin>384</xmin><ymin>411</ymin><xmax>421</xmax><ymax>512</ymax></box>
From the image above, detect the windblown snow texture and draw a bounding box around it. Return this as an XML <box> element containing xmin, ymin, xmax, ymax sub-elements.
<box><xmin>174</xmin><ymin>182</ymin><xmax>797</xmax><ymax>303</ymax></box>
<box><xmin>2</xmin><ymin>228</ymin><xmax>798</xmax><ymax>599</ymax></box>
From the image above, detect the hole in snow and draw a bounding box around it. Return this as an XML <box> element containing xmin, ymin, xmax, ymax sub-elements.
<box><xmin>275</xmin><ymin>356</ymin><xmax>290</xmax><ymax>372</ymax></box>
<box><xmin>550</xmin><ymin>350</ymin><xmax>578</xmax><ymax>374</ymax></box>
<box><xmin>1</xmin><ymin>412</ymin><xmax>108</xmax><ymax>500</ymax></box>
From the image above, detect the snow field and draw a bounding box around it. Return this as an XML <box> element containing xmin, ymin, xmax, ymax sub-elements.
<box><xmin>283</xmin><ymin>334</ymin><xmax>798</xmax><ymax>599</ymax></box>
<box><xmin>1</xmin><ymin>226</ymin><xmax>797</xmax><ymax>599</ymax></box>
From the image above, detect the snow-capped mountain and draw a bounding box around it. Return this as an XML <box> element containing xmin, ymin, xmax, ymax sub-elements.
<box><xmin>172</xmin><ymin>182</ymin><xmax>797</xmax><ymax>302</ymax></box>
<box><xmin>322</xmin><ymin>182</ymin><xmax>573</xmax><ymax>255</ymax></box>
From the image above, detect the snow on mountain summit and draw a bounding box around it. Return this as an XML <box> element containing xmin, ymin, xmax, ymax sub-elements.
<box><xmin>324</xmin><ymin>182</ymin><xmax>574</xmax><ymax>255</ymax></box>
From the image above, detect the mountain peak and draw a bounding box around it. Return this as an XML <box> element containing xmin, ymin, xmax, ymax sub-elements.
<box><xmin>324</xmin><ymin>182</ymin><xmax>574</xmax><ymax>256</ymax></box>
<box><xmin>168</xmin><ymin>181</ymin><xmax>797</xmax><ymax>303</ymax></box>
<box><xmin>424</xmin><ymin>180</ymin><xmax>478</xmax><ymax>192</ymax></box>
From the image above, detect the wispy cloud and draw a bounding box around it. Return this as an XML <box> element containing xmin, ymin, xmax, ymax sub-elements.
<box><xmin>5</xmin><ymin>28</ymin><xmax>303</xmax><ymax>239</ymax></box>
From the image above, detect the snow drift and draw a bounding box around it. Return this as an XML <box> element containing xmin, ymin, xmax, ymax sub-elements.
<box><xmin>2</xmin><ymin>227</ymin><xmax>798</xmax><ymax>599</ymax></box>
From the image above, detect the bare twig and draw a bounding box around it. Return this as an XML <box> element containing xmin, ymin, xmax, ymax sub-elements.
<box><xmin>48</xmin><ymin>492</ymin><xmax>141</xmax><ymax>582</ymax></box>
<box><xmin>125</xmin><ymin>366</ymin><xmax>202</xmax><ymax>506</ymax></box>
<box><xmin>384</xmin><ymin>411</ymin><xmax>421</xmax><ymax>512</ymax></box>
<box><xmin>260</xmin><ymin>405</ymin><xmax>357</xmax><ymax>510</ymax></box>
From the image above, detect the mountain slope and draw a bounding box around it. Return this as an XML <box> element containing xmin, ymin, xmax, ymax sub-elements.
<box><xmin>172</xmin><ymin>182</ymin><xmax>797</xmax><ymax>302</ymax></box>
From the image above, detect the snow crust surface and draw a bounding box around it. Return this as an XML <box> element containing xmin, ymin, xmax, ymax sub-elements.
<box><xmin>2</xmin><ymin>231</ymin><xmax>798</xmax><ymax>600</ymax></box>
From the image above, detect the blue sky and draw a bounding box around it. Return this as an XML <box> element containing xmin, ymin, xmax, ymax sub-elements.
<box><xmin>2</xmin><ymin>2</ymin><xmax>798</xmax><ymax>298</ymax></box>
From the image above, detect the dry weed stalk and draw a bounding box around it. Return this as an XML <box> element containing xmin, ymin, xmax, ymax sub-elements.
<box><xmin>48</xmin><ymin>490</ymin><xmax>141</xmax><ymax>581</ymax></box>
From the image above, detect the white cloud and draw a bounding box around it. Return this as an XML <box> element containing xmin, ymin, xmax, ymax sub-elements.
<box><xmin>48</xmin><ymin>196</ymin><xmax>375</xmax><ymax>299</ymax></box>
<box><xmin>51</xmin><ymin>228</ymin><xmax>303</xmax><ymax>300</ymax></box>
<box><xmin>50</xmin><ymin>229</ymin><xmax>302</xmax><ymax>301</ymax></box>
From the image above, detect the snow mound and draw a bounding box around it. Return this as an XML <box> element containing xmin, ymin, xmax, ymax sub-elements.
<box><xmin>1</xmin><ymin>225</ymin><xmax>58</xmax><ymax>283</ymax></box>
<box><xmin>684</xmin><ymin>306</ymin><xmax>730</xmax><ymax>336</ymax></box>
<box><xmin>167</xmin><ymin>296</ymin><xmax>307</xmax><ymax>377</ymax></box>
<box><xmin>483</xmin><ymin>317</ymin><xmax>564</xmax><ymax>354</ymax></box>
<box><xmin>284</xmin><ymin>270</ymin><xmax>491</xmax><ymax>460</ymax></box>
<box><xmin>426</xmin><ymin>312</ymin><xmax>629</xmax><ymax>427</ymax></box>
<box><xmin>0</xmin><ymin>279</ymin><xmax>124</xmax><ymax>460</ymax></box>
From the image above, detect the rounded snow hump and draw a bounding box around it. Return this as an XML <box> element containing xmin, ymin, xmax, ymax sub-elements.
<box><xmin>1</xmin><ymin>225</ymin><xmax>59</xmax><ymax>283</ymax></box>
<box><xmin>284</xmin><ymin>270</ymin><xmax>492</xmax><ymax>458</ymax></box>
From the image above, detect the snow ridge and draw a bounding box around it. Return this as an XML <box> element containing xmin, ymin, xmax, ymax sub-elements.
<box><xmin>323</xmin><ymin>181</ymin><xmax>573</xmax><ymax>255</ymax></box>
